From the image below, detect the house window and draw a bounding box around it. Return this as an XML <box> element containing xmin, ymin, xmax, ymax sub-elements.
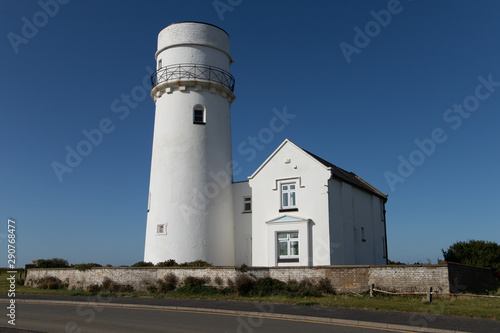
<box><xmin>243</xmin><ymin>196</ymin><xmax>251</xmax><ymax>213</ymax></box>
<box><xmin>281</xmin><ymin>183</ymin><xmax>296</xmax><ymax>208</ymax></box>
<box><xmin>158</xmin><ymin>59</ymin><xmax>162</xmax><ymax>69</ymax></box>
<box><xmin>156</xmin><ymin>224</ymin><xmax>166</xmax><ymax>235</ymax></box>
<box><xmin>193</xmin><ymin>105</ymin><xmax>205</xmax><ymax>124</ymax></box>
<box><xmin>278</xmin><ymin>232</ymin><xmax>299</xmax><ymax>262</ymax></box>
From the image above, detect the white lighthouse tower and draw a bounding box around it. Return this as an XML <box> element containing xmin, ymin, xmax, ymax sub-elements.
<box><xmin>144</xmin><ymin>22</ymin><xmax>236</xmax><ymax>266</ymax></box>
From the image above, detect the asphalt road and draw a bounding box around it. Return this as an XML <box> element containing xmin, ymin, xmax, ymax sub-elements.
<box><xmin>4</xmin><ymin>302</ymin><xmax>411</xmax><ymax>333</ymax></box>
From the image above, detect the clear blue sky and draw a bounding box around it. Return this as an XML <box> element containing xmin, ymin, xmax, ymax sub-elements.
<box><xmin>1</xmin><ymin>0</ymin><xmax>499</xmax><ymax>267</ymax></box>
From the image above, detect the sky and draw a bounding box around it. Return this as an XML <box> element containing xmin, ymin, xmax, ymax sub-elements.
<box><xmin>1</xmin><ymin>0</ymin><xmax>499</xmax><ymax>267</ymax></box>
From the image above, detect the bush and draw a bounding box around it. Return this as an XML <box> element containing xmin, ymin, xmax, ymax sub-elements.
<box><xmin>285</xmin><ymin>278</ymin><xmax>322</xmax><ymax>297</ymax></box>
<box><xmin>234</xmin><ymin>274</ymin><xmax>255</xmax><ymax>296</ymax></box>
<box><xmin>36</xmin><ymin>258</ymin><xmax>69</xmax><ymax>268</ymax></box>
<box><xmin>157</xmin><ymin>273</ymin><xmax>178</xmax><ymax>293</ymax></box>
<box><xmin>37</xmin><ymin>276</ymin><xmax>65</xmax><ymax>290</ymax></box>
<box><xmin>253</xmin><ymin>277</ymin><xmax>286</xmax><ymax>296</ymax></box>
<box><xmin>131</xmin><ymin>261</ymin><xmax>154</xmax><ymax>267</ymax></box>
<box><xmin>156</xmin><ymin>259</ymin><xmax>179</xmax><ymax>267</ymax></box>
<box><xmin>442</xmin><ymin>240</ymin><xmax>500</xmax><ymax>273</ymax></box>
<box><xmin>101</xmin><ymin>277</ymin><xmax>134</xmax><ymax>293</ymax></box>
<box><xmin>87</xmin><ymin>284</ymin><xmax>100</xmax><ymax>293</ymax></box>
<box><xmin>179</xmin><ymin>260</ymin><xmax>212</xmax><ymax>267</ymax></box>
<box><xmin>175</xmin><ymin>276</ymin><xmax>218</xmax><ymax>295</ymax></box>
<box><xmin>72</xmin><ymin>263</ymin><xmax>102</xmax><ymax>271</ymax></box>
<box><xmin>316</xmin><ymin>278</ymin><xmax>335</xmax><ymax>295</ymax></box>
<box><xmin>214</xmin><ymin>276</ymin><xmax>224</xmax><ymax>287</ymax></box>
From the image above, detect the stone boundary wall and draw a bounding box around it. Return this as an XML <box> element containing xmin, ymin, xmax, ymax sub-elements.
<box><xmin>24</xmin><ymin>263</ymin><xmax>495</xmax><ymax>294</ymax></box>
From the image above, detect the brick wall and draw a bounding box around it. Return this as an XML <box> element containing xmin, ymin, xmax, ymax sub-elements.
<box><xmin>25</xmin><ymin>263</ymin><xmax>493</xmax><ymax>294</ymax></box>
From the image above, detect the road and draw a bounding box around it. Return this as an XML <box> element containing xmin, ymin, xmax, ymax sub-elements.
<box><xmin>4</xmin><ymin>302</ymin><xmax>414</xmax><ymax>333</ymax></box>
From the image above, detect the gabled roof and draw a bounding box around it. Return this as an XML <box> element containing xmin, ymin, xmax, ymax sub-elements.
<box><xmin>303</xmin><ymin>149</ymin><xmax>388</xmax><ymax>201</ymax></box>
<box><xmin>249</xmin><ymin>139</ymin><xmax>387</xmax><ymax>201</ymax></box>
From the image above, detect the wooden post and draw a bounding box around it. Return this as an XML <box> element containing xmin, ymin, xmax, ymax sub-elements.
<box><xmin>370</xmin><ymin>284</ymin><xmax>375</xmax><ymax>297</ymax></box>
<box><xmin>426</xmin><ymin>287</ymin><xmax>433</xmax><ymax>303</ymax></box>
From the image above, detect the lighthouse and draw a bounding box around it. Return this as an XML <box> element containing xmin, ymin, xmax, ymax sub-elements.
<box><xmin>144</xmin><ymin>22</ymin><xmax>236</xmax><ymax>266</ymax></box>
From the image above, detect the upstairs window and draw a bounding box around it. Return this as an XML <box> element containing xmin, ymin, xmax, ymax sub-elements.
<box><xmin>158</xmin><ymin>59</ymin><xmax>162</xmax><ymax>69</ymax></box>
<box><xmin>193</xmin><ymin>105</ymin><xmax>205</xmax><ymax>124</ymax></box>
<box><xmin>281</xmin><ymin>183</ymin><xmax>296</xmax><ymax>209</ymax></box>
<box><xmin>243</xmin><ymin>197</ymin><xmax>252</xmax><ymax>213</ymax></box>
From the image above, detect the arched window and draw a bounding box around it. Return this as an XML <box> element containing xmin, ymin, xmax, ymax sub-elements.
<box><xmin>193</xmin><ymin>105</ymin><xmax>205</xmax><ymax>124</ymax></box>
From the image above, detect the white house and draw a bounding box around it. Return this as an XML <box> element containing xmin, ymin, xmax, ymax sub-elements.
<box><xmin>233</xmin><ymin>139</ymin><xmax>388</xmax><ymax>267</ymax></box>
<box><xmin>144</xmin><ymin>22</ymin><xmax>388</xmax><ymax>267</ymax></box>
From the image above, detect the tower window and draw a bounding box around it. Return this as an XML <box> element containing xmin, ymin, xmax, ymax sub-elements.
<box><xmin>156</xmin><ymin>224</ymin><xmax>166</xmax><ymax>235</ymax></box>
<box><xmin>193</xmin><ymin>105</ymin><xmax>205</xmax><ymax>124</ymax></box>
<box><xmin>158</xmin><ymin>59</ymin><xmax>162</xmax><ymax>69</ymax></box>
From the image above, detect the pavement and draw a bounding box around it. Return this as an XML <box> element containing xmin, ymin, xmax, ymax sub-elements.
<box><xmin>1</xmin><ymin>294</ymin><xmax>499</xmax><ymax>333</ymax></box>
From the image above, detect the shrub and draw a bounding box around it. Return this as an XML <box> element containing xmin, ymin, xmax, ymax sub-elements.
<box><xmin>37</xmin><ymin>276</ymin><xmax>65</xmax><ymax>290</ymax></box>
<box><xmin>316</xmin><ymin>277</ymin><xmax>335</xmax><ymax>295</ymax></box>
<box><xmin>131</xmin><ymin>261</ymin><xmax>154</xmax><ymax>267</ymax></box>
<box><xmin>176</xmin><ymin>276</ymin><xmax>218</xmax><ymax>295</ymax></box>
<box><xmin>179</xmin><ymin>260</ymin><xmax>212</xmax><ymax>267</ymax></box>
<box><xmin>238</xmin><ymin>263</ymin><xmax>248</xmax><ymax>272</ymax></box>
<box><xmin>286</xmin><ymin>278</ymin><xmax>321</xmax><ymax>297</ymax></box>
<box><xmin>234</xmin><ymin>274</ymin><xmax>255</xmax><ymax>296</ymax></box>
<box><xmin>72</xmin><ymin>263</ymin><xmax>102</xmax><ymax>271</ymax></box>
<box><xmin>442</xmin><ymin>240</ymin><xmax>500</xmax><ymax>273</ymax></box>
<box><xmin>253</xmin><ymin>277</ymin><xmax>286</xmax><ymax>296</ymax></box>
<box><xmin>214</xmin><ymin>276</ymin><xmax>224</xmax><ymax>286</ymax></box>
<box><xmin>157</xmin><ymin>273</ymin><xmax>178</xmax><ymax>293</ymax></box>
<box><xmin>36</xmin><ymin>258</ymin><xmax>69</xmax><ymax>268</ymax></box>
<box><xmin>87</xmin><ymin>284</ymin><xmax>100</xmax><ymax>293</ymax></box>
<box><xmin>99</xmin><ymin>292</ymin><xmax>117</xmax><ymax>298</ymax></box>
<box><xmin>156</xmin><ymin>259</ymin><xmax>179</xmax><ymax>267</ymax></box>
<box><xmin>101</xmin><ymin>277</ymin><xmax>133</xmax><ymax>293</ymax></box>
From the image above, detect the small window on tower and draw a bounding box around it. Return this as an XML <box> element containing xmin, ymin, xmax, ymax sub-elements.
<box><xmin>156</xmin><ymin>223</ymin><xmax>166</xmax><ymax>235</ymax></box>
<box><xmin>158</xmin><ymin>59</ymin><xmax>162</xmax><ymax>69</ymax></box>
<box><xmin>193</xmin><ymin>105</ymin><xmax>205</xmax><ymax>124</ymax></box>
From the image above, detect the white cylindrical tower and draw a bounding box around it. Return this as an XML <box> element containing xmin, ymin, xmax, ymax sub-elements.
<box><xmin>144</xmin><ymin>22</ymin><xmax>236</xmax><ymax>266</ymax></box>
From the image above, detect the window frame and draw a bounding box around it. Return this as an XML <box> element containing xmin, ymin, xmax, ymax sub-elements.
<box><xmin>156</xmin><ymin>223</ymin><xmax>167</xmax><ymax>235</ymax></box>
<box><xmin>280</xmin><ymin>182</ymin><xmax>297</xmax><ymax>209</ymax></box>
<box><xmin>193</xmin><ymin>105</ymin><xmax>206</xmax><ymax>125</ymax></box>
<box><xmin>243</xmin><ymin>196</ymin><xmax>252</xmax><ymax>213</ymax></box>
<box><xmin>277</xmin><ymin>231</ymin><xmax>299</xmax><ymax>262</ymax></box>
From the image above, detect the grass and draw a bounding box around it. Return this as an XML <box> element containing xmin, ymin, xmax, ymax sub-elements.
<box><xmin>1</xmin><ymin>269</ymin><xmax>498</xmax><ymax>320</ymax></box>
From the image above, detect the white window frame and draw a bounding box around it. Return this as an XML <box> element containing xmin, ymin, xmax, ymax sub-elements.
<box><xmin>281</xmin><ymin>182</ymin><xmax>297</xmax><ymax>209</ymax></box>
<box><xmin>277</xmin><ymin>231</ymin><xmax>299</xmax><ymax>260</ymax></box>
<box><xmin>243</xmin><ymin>196</ymin><xmax>252</xmax><ymax>213</ymax></box>
<box><xmin>156</xmin><ymin>223</ymin><xmax>167</xmax><ymax>235</ymax></box>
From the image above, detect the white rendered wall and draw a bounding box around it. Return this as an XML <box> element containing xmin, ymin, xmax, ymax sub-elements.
<box><xmin>144</xmin><ymin>22</ymin><xmax>235</xmax><ymax>266</ymax></box>
<box><xmin>328</xmin><ymin>178</ymin><xmax>387</xmax><ymax>265</ymax></box>
<box><xmin>232</xmin><ymin>181</ymin><xmax>252</xmax><ymax>266</ymax></box>
<box><xmin>249</xmin><ymin>140</ymin><xmax>331</xmax><ymax>267</ymax></box>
